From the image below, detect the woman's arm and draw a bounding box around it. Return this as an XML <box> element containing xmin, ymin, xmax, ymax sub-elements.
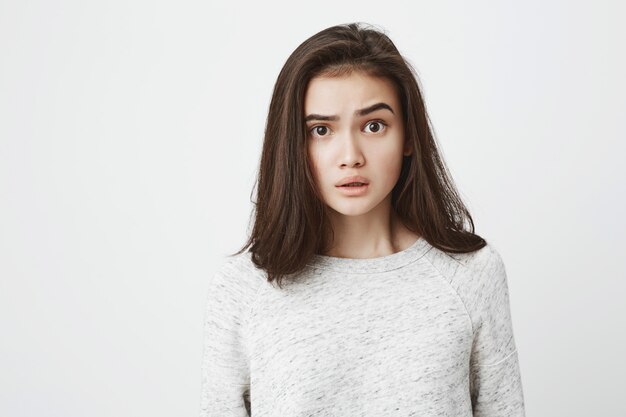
<box><xmin>199</xmin><ymin>259</ymin><xmax>255</xmax><ymax>417</ymax></box>
<box><xmin>469</xmin><ymin>247</ymin><xmax>526</xmax><ymax>416</ymax></box>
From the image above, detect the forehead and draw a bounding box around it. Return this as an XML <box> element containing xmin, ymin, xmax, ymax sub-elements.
<box><xmin>304</xmin><ymin>71</ymin><xmax>400</xmax><ymax>114</ymax></box>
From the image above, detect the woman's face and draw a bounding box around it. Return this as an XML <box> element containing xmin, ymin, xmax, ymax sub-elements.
<box><xmin>305</xmin><ymin>71</ymin><xmax>411</xmax><ymax>218</ymax></box>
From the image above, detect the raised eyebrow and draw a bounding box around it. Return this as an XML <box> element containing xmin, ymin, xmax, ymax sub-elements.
<box><xmin>356</xmin><ymin>102</ymin><xmax>395</xmax><ymax>117</ymax></box>
<box><xmin>304</xmin><ymin>102</ymin><xmax>395</xmax><ymax>123</ymax></box>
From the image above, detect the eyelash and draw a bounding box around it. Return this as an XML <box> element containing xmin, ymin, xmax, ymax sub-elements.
<box><xmin>308</xmin><ymin>120</ymin><xmax>388</xmax><ymax>137</ymax></box>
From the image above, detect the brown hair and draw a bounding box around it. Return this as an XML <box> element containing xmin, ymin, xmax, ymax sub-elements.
<box><xmin>231</xmin><ymin>22</ymin><xmax>486</xmax><ymax>288</ymax></box>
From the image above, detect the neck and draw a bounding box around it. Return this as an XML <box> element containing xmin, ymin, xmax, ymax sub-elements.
<box><xmin>324</xmin><ymin>201</ymin><xmax>420</xmax><ymax>259</ymax></box>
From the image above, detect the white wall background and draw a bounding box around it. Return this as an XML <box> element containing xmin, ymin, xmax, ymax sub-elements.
<box><xmin>1</xmin><ymin>0</ymin><xmax>624</xmax><ymax>416</ymax></box>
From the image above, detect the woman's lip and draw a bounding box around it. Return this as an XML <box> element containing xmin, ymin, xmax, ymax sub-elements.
<box><xmin>336</xmin><ymin>175</ymin><xmax>370</xmax><ymax>186</ymax></box>
<box><xmin>335</xmin><ymin>183</ymin><xmax>369</xmax><ymax>196</ymax></box>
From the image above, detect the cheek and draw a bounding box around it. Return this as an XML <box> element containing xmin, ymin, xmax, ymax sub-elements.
<box><xmin>307</xmin><ymin>143</ymin><xmax>327</xmax><ymax>173</ymax></box>
<box><xmin>306</xmin><ymin>148</ymin><xmax>323</xmax><ymax>183</ymax></box>
<box><xmin>372</xmin><ymin>145</ymin><xmax>405</xmax><ymax>183</ymax></box>
<box><xmin>373</xmin><ymin>144</ymin><xmax>404</xmax><ymax>166</ymax></box>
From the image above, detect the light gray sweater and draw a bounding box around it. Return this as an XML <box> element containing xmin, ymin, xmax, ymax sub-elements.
<box><xmin>200</xmin><ymin>236</ymin><xmax>525</xmax><ymax>416</ymax></box>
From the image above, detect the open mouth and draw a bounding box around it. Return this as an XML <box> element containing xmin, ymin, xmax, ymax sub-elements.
<box><xmin>336</xmin><ymin>183</ymin><xmax>369</xmax><ymax>195</ymax></box>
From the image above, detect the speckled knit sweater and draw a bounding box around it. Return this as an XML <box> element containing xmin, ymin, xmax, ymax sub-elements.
<box><xmin>200</xmin><ymin>236</ymin><xmax>525</xmax><ymax>416</ymax></box>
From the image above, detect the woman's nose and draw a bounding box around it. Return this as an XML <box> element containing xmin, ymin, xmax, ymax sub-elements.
<box><xmin>339</xmin><ymin>130</ymin><xmax>365</xmax><ymax>168</ymax></box>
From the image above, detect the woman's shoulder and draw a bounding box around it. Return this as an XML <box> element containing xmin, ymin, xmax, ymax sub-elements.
<box><xmin>422</xmin><ymin>239</ymin><xmax>507</xmax><ymax>287</ymax></box>
<box><xmin>208</xmin><ymin>249</ymin><xmax>268</xmax><ymax>297</ymax></box>
<box><xmin>422</xmin><ymin>239</ymin><xmax>513</xmax><ymax>324</ymax></box>
<box><xmin>454</xmin><ymin>241</ymin><xmax>505</xmax><ymax>273</ymax></box>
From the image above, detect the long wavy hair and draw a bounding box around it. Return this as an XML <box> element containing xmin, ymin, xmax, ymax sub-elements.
<box><xmin>231</xmin><ymin>22</ymin><xmax>486</xmax><ymax>288</ymax></box>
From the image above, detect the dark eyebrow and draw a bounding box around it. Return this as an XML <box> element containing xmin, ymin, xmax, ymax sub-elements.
<box><xmin>304</xmin><ymin>102</ymin><xmax>395</xmax><ymax>123</ymax></box>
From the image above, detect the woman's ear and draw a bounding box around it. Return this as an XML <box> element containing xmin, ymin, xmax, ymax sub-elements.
<box><xmin>403</xmin><ymin>140</ymin><xmax>412</xmax><ymax>156</ymax></box>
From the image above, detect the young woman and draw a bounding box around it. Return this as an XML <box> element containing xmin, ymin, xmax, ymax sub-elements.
<box><xmin>200</xmin><ymin>22</ymin><xmax>525</xmax><ymax>417</ymax></box>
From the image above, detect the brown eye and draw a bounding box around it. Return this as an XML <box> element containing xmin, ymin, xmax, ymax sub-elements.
<box><xmin>365</xmin><ymin>121</ymin><xmax>386</xmax><ymax>134</ymax></box>
<box><xmin>311</xmin><ymin>125</ymin><xmax>330</xmax><ymax>136</ymax></box>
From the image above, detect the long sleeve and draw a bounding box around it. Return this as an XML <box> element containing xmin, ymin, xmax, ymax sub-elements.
<box><xmin>199</xmin><ymin>257</ymin><xmax>259</xmax><ymax>417</ymax></box>
<box><xmin>468</xmin><ymin>246</ymin><xmax>525</xmax><ymax>416</ymax></box>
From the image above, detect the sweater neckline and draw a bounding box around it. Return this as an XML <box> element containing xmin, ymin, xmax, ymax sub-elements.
<box><xmin>306</xmin><ymin>236</ymin><xmax>431</xmax><ymax>273</ymax></box>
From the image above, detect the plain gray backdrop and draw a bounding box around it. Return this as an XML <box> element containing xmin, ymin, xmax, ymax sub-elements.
<box><xmin>1</xmin><ymin>1</ymin><xmax>624</xmax><ymax>416</ymax></box>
